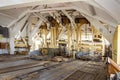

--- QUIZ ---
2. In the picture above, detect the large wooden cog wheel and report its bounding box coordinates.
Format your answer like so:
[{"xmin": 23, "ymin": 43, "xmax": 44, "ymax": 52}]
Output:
[{"xmin": 41, "ymin": 48, "xmax": 48, "ymax": 56}]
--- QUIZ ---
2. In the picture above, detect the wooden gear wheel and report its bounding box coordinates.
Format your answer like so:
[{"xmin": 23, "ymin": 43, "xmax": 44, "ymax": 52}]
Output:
[{"xmin": 41, "ymin": 48, "xmax": 48, "ymax": 56}]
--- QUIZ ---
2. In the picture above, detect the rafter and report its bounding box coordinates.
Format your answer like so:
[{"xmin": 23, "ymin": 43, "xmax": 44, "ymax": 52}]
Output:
[
  {"xmin": 11, "ymin": 14, "xmax": 30, "ymax": 37},
  {"xmin": 7, "ymin": 6, "xmax": 37, "ymax": 28},
  {"xmin": 37, "ymin": 13, "xmax": 49, "ymax": 23},
  {"xmin": 9, "ymin": 14, "xmax": 30, "ymax": 54},
  {"xmin": 58, "ymin": 27, "xmax": 66, "ymax": 40},
  {"xmin": 82, "ymin": 14, "xmax": 113, "ymax": 43},
  {"xmin": 7, "ymin": 10, "xmax": 29, "ymax": 28},
  {"xmin": 72, "ymin": 2, "xmax": 118, "ymax": 27},
  {"xmin": 62, "ymin": 10, "xmax": 76, "ymax": 29},
  {"xmin": 29, "ymin": 7, "xmax": 73, "ymax": 13},
  {"xmin": 30, "ymin": 19, "xmax": 43, "ymax": 39},
  {"xmin": 49, "ymin": 12, "xmax": 63, "ymax": 28},
  {"xmin": 0, "ymin": 12, "xmax": 14, "ymax": 19},
  {"xmin": 95, "ymin": 0, "xmax": 120, "ymax": 22},
  {"xmin": 0, "ymin": 0, "xmax": 87, "ymax": 10}
]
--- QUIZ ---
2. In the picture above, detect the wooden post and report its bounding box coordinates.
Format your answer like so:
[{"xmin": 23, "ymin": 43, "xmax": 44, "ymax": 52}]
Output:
[
  {"xmin": 53, "ymin": 27, "xmax": 57, "ymax": 48},
  {"xmin": 102, "ymin": 35, "xmax": 105, "ymax": 61},
  {"xmin": 79, "ymin": 24, "xmax": 83, "ymax": 51},
  {"xmin": 102, "ymin": 36, "xmax": 105, "ymax": 54},
  {"xmin": 112, "ymin": 25, "xmax": 120, "ymax": 64},
  {"xmin": 50, "ymin": 27, "xmax": 54, "ymax": 48},
  {"xmin": 9, "ymin": 28, "xmax": 15, "ymax": 54},
  {"xmin": 112, "ymin": 27, "xmax": 117, "ymax": 63},
  {"xmin": 76, "ymin": 23, "xmax": 84, "ymax": 52},
  {"xmin": 72, "ymin": 27, "xmax": 76, "ymax": 59},
  {"xmin": 117, "ymin": 25, "xmax": 120, "ymax": 64},
  {"xmin": 76, "ymin": 24, "xmax": 79, "ymax": 52},
  {"xmin": 50, "ymin": 27, "xmax": 57, "ymax": 48},
  {"xmin": 67, "ymin": 24, "xmax": 71, "ymax": 56},
  {"xmin": 91, "ymin": 26, "xmax": 94, "ymax": 52},
  {"xmin": 9, "ymin": 37, "xmax": 15, "ymax": 54},
  {"xmin": 43, "ymin": 27, "xmax": 47, "ymax": 48}
]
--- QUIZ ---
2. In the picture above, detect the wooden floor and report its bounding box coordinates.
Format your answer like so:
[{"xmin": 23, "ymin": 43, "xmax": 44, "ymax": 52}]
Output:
[
  {"xmin": 37, "ymin": 60, "xmax": 107, "ymax": 80},
  {"xmin": 0, "ymin": 55, "xmax": 28, "ymax": 62},
  {"xmin": 0, "ymin": 60, "xmax": 107, "ymax": 80}
]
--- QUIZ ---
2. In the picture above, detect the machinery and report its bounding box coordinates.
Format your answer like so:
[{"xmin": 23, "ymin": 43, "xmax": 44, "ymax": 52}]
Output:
[{"xmin": 75, "ymin": 51, "xmax": 102, "ymax": 61}]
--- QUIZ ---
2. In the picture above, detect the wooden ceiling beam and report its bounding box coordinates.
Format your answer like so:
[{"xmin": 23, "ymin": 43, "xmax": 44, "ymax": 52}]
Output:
[
  {"xmin": 83, "ymin": 14, "xmax": 113, "ymax": 43},
  {"xmin": 0, "ymin": 0, "xmax": 87, "ymax": 10},
  {"xmin": 95, "ymin": 0, "xmax": 120, "ymax": 22}
]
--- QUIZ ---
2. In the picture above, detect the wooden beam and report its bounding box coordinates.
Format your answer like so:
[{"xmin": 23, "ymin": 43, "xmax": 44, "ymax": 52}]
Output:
[
  {"xmin": 82, "ymin": 14, "xmax": 113, "ymax": 43},
  {"xmin": 9, "ymin": 30, "xmax": 15, "ymax": 54},
  {"xmin": 7, "ymin": 11, "xmax": 29, "ymax": 28},
  {"xmin": 20, "ymin": 22, "xmax": 29, "ymax": 47},
  {"xmin": 79, "ymin": 24, "xmax": 82, "ymax": 49},
  {"xmin": 107, "ymin": 57, "xmax": 120, "ymax": 75},
  {"xmin": 30, "ymin": 19, "xmax": 43, "ymax": 39},
  {"xmin": 43, "ymin": 28, "xmax": 47, "ymax": 48},
  {"xmin": 53, "ymin": 27, "xmax": 57, "ymax": 48},
  {"xmin": 102, "ymin": 35, "xmax": 105, "ymax": 60},
  {"xmin": 58, "ymin": 27, "xmax": 66, "ymax": 40},
  {"xmin": 67, "ymin": 24, "xmax": 71, "ymax": 55},
  {"xmin": 117, "ymin": 25, "xmax": 120, "ymax": 64},
  {"xmin": 29, "ymin": 7, "xmax": 73, "ymax": 13},
  {"xmin": 49, "ymin": 12, "xmax": 63, "ymax": 28},
  {"xmin": 91, "ymin": 26, "xmax": 94, "ymax": 52},
  {"xmin": 73, "ymin": 3, "xmax": 118, "ymax": 27},
  {"xmin": 50, "ymin": 27, "xmax": 54, "ymax": 48},
  {"xmin": 0, "ymin": 0, "xmax": 86, "ymax": 10},
  {"xmin": 0, "ymin": 12, "xmax": 14, "ymax": 19},
  {"xmin": 95, "ymin": 0, "xmax": 120, "ymax": 22},
  {"xmin": 9, "ymin": 15, "xmax": 30, "ymax": 54},
  {"xmin": 112, "ymin": 25, "xmax": 120, "ymax": 64},
  {"xmin": 33, "ymin": 13, "xmax": 49, "ymax": 23},
  {"xmin": 7, "ymin": 6, "xmax": 37, "ymax": 28},
  {"xmin": 76, "ymin": 24, "xmax": 79, "ymax": 51},
  {"xmin": 11, "ymin": 15, "xmax": 30, "ymax": 37},
  {"xmin": 50, "ymin": 27, "xmax": 57, "ymax": 48},
  {"xmin": 62, "ymin": 10, "xmax": 76, "ymax": 29},
  {"xmin": 76, "ymin": 23, "xmax": 84, "ymax": 51},
  {"xmin": 28, "ymin": 19, "xmax": 43, "ymax": 47}
]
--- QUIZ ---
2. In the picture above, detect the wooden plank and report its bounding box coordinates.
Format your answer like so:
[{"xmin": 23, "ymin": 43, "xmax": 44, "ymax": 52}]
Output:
[
  {"xmin": 0, "ymin": 60, "xmax": 106, "ymax": 80},
  {"xmin": 38, "ymin": 60, "xmax": 106, "ymax": 80},
  {"xmin": 0, "ymin": 60, "xmax": 38, "ymax": 69}
]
